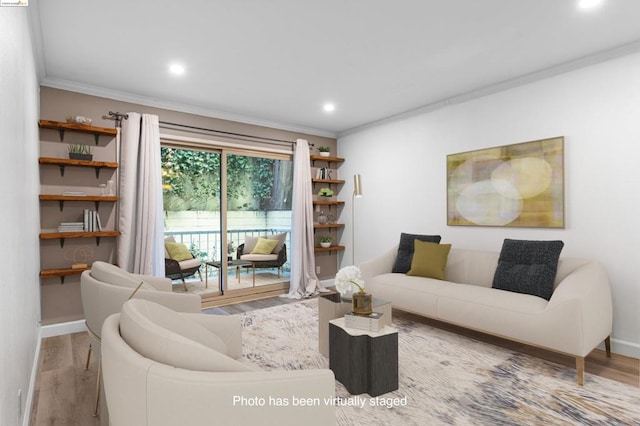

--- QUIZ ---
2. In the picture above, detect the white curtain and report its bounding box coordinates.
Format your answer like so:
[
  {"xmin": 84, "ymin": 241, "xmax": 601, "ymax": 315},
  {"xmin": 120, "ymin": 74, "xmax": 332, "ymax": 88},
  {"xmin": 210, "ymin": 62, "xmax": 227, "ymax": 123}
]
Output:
[
  {"xmin": 117, "ymin": 113, "xmax": 164, "ymax": 276},
  {"xmin": 284, "ymin": 139, "xmax": 327, "ymax": 298}
]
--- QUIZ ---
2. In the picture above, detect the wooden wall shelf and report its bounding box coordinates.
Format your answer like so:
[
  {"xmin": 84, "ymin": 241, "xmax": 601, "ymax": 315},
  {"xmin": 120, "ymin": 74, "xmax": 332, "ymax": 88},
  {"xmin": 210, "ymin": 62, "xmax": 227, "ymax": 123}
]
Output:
[
  {"xmin": 40, "ymin": 194, "xmax": 118, "ymax": 211},
  {"xmin": 38, "ymin": 119, "xmax": 117, "ymax": 144},
  {"xmin": 314, "ymin": 223, "xmax": 345, "ymax": 229},
  {"xmin": 310, "ymin": 155, "xmax": 345, "ymax": 164},
  {"xmin": 313, "ymin": 200, "xmax": 345, "ymax": 206},
  {"xmin": 314, "ymin": 245, "xmax": 346, "ymax": 253},
  {"xmin": 40, "ymin": 230, "xmax": 120, "ymax": 248},
  {"xmin": 312, "ymin": 178, "xmax": 345, "ymax": 185},
  {"xmin": 41, "ymin": 267, "xmax": 90, "ymax": 284},
  {"xmin": 39, "ymin": 157, "xmax": 118, "ymax": 178}
]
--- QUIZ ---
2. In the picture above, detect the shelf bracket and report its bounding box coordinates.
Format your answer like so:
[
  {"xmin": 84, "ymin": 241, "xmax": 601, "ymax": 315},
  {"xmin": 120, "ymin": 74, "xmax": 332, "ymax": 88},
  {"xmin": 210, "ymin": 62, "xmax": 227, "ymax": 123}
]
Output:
[
  {"xmin": 59, "ymin": 238, "xmax": 65, "ymax": 249},
  {"xmin": 59, "ymin": 276, "xmax": 65, "ymax": 285},
  {"xmin": 95, "ymin": 236, "xmax": 101, "ymax": 246},
  {"xmin": 94, "ymin": 167, "xmax": 101, "ymax": 179},
  {"xmin": 58, "ymin": 200, "xmax": 64, "ymax": 211},
  {"xmin": 94, "ymin": 201, "xmax": 100, "ymax": 210},
  {"xmin": 58, "ymin": 129, "xmax": 66, "ymax": 142},
  {"xmin": 93, "ymin": 133, "xmax": 100, "ymax": 145},
  {"xmin": 58, "ymin": 165, "xmax": 66, "ymax": 177}
]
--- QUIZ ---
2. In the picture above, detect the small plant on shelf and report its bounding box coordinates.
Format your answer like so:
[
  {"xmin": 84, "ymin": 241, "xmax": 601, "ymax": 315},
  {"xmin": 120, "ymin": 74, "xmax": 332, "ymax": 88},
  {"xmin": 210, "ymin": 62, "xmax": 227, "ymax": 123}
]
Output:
[
  {"xmin": 317, "ymin": 187, "xmax": 334, "ymax": 198},
  {"xmin": 318, "ymin": 146, "xmax": 331, "ymax": 157},
  {"xmin": 319, "ymin": 235, "xmax": 333, "ymax": 248},
  {"xmin": 68, "ymin": 144, "xmax": 93, "ymax": 161}
]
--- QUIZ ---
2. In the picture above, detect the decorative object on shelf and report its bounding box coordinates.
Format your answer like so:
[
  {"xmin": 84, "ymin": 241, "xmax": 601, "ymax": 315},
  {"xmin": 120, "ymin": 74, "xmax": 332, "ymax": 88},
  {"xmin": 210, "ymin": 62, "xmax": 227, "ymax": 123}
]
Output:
[
  {"xmin": 318, "ymin": 187, "xmax": 334, "ymax": 199},
  {"xmin": 66, "ymin": 115, "xmax": 93, "ymax": 126},
  {"xmin": 64, "ymin": 245, "xmax": 94, "ymax": 271},
  {"xmin": 106, "ymin": 179, "xmax": 115, "ymax": 195},
  {"xmin": 317, "ymin": 211, "xmax": 328, "ymax": 224},
  {"xmin": 334, "ymin": 265, "xmax": 364, "ymax": 301},
  {"xmin": 319, "ymin": 236, "xmax": 333, "ymax": 248},
  {"xmin": 327, "ymin": 214, "xmax": 336, "ymax": 224},
  {"xmin": 68, "ymin": 143, "xmax": 93, "ymax": 161},
  {"xmin": 318, "ymin": 146, "xmax": 331, "ymax": 157}
]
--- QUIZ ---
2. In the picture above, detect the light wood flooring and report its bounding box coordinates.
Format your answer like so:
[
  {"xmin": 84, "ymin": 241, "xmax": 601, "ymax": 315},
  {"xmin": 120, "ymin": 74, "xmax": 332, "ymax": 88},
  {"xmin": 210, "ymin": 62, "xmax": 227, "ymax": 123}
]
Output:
[{"xmin": 30, "ymin": 296, "xmax": 639, "ymax": 425}]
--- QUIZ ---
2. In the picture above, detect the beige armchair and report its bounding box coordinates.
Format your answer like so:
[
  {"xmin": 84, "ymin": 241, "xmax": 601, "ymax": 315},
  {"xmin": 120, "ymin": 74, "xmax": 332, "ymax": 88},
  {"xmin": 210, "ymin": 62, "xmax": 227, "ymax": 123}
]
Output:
[
  {"xmin": 81, "ymin": 262, "xmax": 201, "ymax": 418},
  {"xmin": 102, "ymin": 299, "xmax": 336, "ymax": 426}
]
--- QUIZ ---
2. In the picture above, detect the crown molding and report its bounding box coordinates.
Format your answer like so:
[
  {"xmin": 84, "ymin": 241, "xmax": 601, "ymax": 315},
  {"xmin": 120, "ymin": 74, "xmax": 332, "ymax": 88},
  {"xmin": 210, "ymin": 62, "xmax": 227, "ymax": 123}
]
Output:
[
  {"xmin": 39, "ymin": 77, "xmax": 338, "ymax": 139},
  {"xmin": 338, "ymin": 39, "xmax": 640, "ymax": 139}
]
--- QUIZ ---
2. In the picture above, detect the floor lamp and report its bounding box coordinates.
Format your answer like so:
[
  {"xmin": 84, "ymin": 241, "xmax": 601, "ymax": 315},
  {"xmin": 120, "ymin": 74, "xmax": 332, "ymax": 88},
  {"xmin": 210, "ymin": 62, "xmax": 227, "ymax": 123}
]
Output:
[{"xmin": 352, "ymin": 174, "xmax": 363, "ymax": 265}]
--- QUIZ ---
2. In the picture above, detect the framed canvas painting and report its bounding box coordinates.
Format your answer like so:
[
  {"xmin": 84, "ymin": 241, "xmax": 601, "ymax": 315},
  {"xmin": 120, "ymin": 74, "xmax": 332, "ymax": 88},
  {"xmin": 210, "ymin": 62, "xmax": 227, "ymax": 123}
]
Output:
[{"xmin": 447, "ymin": 137, "xmax": 564, "ymax": 228}]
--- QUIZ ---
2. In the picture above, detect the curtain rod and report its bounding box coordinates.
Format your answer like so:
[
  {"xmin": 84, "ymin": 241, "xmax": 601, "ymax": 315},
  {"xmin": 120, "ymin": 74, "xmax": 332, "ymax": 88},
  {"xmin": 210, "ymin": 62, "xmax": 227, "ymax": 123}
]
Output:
[{"xmin": 158, "ymin": 120, "xmax": 296, "ymax": 146}]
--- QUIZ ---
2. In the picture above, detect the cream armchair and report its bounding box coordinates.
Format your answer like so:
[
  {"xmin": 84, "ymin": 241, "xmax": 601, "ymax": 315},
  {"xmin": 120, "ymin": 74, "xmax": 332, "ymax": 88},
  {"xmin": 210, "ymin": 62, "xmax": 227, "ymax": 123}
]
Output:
[
  {"xmin": 81, "ymin": 261, "xmax": 201, "ymax": 417},
  {"xmin": 102, "ymin": 299, "xmax": 336, "ymax": 426}
]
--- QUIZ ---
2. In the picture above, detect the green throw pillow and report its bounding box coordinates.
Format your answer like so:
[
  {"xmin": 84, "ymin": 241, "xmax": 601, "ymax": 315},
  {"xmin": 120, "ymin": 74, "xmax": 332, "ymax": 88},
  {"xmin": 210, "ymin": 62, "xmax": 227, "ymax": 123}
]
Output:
[
  {"xmin": 165, "ymin": 242, "xmax": 194, "ymax": 261},
  {"xmin": 251, "ymin": 237, "xmax": 279, "ymax": 254},
  {"xmin": 407, "ymin": 240, "xmax": 452, "ymax": 280}
]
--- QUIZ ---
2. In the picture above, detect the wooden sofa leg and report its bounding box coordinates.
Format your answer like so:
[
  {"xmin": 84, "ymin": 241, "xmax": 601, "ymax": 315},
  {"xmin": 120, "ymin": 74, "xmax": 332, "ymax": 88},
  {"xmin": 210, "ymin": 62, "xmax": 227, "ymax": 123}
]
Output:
[
  {"xmin": 605, "ymin": 336, "xmax": 611, "ymax": 357},
  {"xmin": 576, "ymin": 357, "xmax": 585, "ymax": 386}
]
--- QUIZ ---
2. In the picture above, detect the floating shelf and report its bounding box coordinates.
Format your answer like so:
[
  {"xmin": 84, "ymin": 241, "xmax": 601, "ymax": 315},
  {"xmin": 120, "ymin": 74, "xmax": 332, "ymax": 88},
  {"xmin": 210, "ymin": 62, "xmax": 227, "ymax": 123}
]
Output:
[
  {"xmin": 40, "ymin": 194, "xmax": 118, "ymax": 211},
  {"xmin": 39, "ymin": 157, "xmax": 118, "ymax": 178},
  {"xmin": 312, "ymin": 178, "xmax": 345, "ymax": 185},
  {"xmin": 314, "ymin": 245, "xmax": 346, "ymax": 253},
  {"xmin": 310, "ymin": 155, "xmax": 345, "ymax": 164},
  {"xmin": 40, "ymin": 230, "xmax": 120, "ymax": 248},
  {"xmin": 38, "ymin": 119, "xmax": 117, "ymax": 144},
  {"xmin": 314, "ymin": 223, "xmax": 345, "ymax": 229},
  {"xmin": 313, "ymin": 200, "xmax": 345, "ymax": 206},
  {"xmin": 40, "ymin": 267, "xmax": 90, "ymax": 284}
]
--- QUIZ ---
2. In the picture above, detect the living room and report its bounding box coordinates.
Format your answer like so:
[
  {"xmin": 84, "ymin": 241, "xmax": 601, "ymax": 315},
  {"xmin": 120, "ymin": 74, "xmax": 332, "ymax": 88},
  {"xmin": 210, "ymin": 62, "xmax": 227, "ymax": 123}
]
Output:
[{"xmin": 2, "ymin": 1, "xmax": 640, "ymax": 425}]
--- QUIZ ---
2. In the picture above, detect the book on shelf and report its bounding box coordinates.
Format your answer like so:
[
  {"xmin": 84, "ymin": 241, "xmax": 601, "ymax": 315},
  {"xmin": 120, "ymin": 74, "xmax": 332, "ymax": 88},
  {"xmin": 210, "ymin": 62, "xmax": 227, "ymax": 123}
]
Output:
[
  {"xmin": 83, "ymin": 209, "xmax": 102, "ymax": 232},
  {"xmin": 344, "ymin": 312, "xmax": 384, "ymax": 332},
  {"xmin": 58, "ymin": 221, "xmax": 84, "ymax": 232}
]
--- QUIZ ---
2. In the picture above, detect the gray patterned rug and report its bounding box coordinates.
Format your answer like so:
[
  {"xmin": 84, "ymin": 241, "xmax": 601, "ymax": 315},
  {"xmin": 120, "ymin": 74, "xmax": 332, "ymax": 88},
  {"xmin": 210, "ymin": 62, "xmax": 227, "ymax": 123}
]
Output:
[{"xmin": 239, "ymin": 298, "xmax": 640, "ymax": 426}]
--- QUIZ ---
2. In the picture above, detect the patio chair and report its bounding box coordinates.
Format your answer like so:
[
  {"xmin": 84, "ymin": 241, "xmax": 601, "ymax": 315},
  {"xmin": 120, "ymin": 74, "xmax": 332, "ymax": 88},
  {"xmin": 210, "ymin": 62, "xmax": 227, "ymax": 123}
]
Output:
[
  {"xmin": 164, "ymin": 236, "xmax": 203, "ymax": 291},
  {"xmin": 236, "ymin": 233, "xmax": 287, "ymax": 281}
]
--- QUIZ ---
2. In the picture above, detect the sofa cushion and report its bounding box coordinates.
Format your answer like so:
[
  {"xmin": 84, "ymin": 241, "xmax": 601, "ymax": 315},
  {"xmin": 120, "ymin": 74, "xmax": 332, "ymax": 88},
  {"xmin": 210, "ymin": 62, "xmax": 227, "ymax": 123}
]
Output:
[
  {"xmin": 492, "ymin": 239, "xmax": 564, "ymax": 300},
  {"xmin": 244, "ymin": 232, "xmax": 287, "ymax": 254},
  {"xmin": 407, "ymin": 241, "xmax": 452, "ymax": 280},
  {"xmin": 251, "ymin": 237, "xmax": 279, "ymax": 254},
  {"xmin": 392, "ymin": 233, "xmax": 442, "ymax": 273},
  {"xmin": 91, "ymin": 261, "xmax": 154, "ymax": 290},
  {"xmin": 120, "ymin": 299, "xmax": 253, "ymax": 372},
  {"xmin": 165, "ymin": 241, "xmax": 194, "ymax": 261}
]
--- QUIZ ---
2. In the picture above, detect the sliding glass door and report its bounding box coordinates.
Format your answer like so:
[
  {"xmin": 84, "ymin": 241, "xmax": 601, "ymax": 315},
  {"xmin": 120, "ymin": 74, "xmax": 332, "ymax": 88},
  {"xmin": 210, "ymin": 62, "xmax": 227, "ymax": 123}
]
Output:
[{"xmin": 161, "ymin": 144, "xmax": 292, "ymax": 296}]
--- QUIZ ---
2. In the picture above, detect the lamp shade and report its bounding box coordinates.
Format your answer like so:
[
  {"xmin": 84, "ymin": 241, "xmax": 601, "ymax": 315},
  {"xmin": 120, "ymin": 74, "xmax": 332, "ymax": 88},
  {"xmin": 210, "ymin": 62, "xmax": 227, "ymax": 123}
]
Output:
[{"xmin": 354, "ymin": 174, "xmax": 363, "ymax": 197}]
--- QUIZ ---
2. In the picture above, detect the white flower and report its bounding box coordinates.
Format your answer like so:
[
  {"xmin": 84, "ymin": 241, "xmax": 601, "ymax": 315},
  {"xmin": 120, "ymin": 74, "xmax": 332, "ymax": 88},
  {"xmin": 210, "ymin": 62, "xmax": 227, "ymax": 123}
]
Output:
[{"xmin": 334, "ymin": 265, "xmax": 365, "ymax": 295}]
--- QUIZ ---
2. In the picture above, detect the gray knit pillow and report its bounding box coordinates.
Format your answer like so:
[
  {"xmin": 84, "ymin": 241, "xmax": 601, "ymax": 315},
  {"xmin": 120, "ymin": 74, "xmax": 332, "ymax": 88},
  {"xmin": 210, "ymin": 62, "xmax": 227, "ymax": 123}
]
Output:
[
  {"xmin": 492, "ymin": 239, "xmax": 564, "ymax": 301},
  {"xmin": 392, "ymin": 233, "xmax": 442, "ymax": 274}
]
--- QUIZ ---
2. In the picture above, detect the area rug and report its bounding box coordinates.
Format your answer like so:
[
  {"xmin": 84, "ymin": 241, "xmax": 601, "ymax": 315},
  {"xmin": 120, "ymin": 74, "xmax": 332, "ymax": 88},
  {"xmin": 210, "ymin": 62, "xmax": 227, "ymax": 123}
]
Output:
[{"xmin": 238, "ymin": 298, "xmax": 640, "ymax": 426}]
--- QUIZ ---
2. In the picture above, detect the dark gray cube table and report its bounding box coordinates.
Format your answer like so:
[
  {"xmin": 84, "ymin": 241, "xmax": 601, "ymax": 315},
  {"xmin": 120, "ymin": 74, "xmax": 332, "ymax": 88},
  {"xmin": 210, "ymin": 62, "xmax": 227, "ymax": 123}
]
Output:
[{"xmin": 328, "ymin": 318, "xmax": 398, "ymax": 397}]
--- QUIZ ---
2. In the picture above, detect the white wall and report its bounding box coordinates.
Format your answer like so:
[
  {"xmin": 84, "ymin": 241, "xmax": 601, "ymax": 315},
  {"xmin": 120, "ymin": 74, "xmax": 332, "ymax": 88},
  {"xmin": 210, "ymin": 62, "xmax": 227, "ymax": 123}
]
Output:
[
  {"xmin": 0, "ymin": 7, "xmax": 42, "ymax": 426},
  {"xmin": 338, "ymin": 52, "xmax": 640, "ymax": 357}
]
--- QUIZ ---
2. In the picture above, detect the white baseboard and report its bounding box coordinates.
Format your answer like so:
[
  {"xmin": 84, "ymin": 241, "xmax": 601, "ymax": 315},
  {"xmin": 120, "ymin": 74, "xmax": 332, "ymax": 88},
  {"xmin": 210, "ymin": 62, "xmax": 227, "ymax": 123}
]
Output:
[
  {"xmin": 608, "ymin": 337, "xmax": 640, "ymax": 359},
  {"xmin": 41, "ymin": 319, "xmax": 86, "ymax": 338},
  {"xmin": 23, "ymin": 330, "xmax": 41, "ymax": 426}
]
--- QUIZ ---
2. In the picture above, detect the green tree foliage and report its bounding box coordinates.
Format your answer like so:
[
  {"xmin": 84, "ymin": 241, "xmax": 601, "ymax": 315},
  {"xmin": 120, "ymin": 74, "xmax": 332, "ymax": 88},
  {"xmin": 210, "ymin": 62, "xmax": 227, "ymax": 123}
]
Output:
[{"xmin": 161, "ymin": 147, "xmax": 292, "ymax": 211}]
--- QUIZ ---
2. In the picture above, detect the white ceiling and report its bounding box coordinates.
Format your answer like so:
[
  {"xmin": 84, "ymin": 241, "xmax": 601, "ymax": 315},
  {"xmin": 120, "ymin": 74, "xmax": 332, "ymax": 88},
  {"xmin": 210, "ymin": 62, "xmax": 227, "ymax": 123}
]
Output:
[{"xmin": 30, "ymin": 0, "xmax": 640, "ymax": 137}]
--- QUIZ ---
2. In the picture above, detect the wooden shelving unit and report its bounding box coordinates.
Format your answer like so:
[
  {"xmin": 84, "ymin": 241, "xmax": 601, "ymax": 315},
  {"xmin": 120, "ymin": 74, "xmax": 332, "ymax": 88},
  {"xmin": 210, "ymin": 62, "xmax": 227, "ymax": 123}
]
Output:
[
  {"xmin": 39, "ymin": 119, "xmax": 119, "ymax": 283},
  {"xmin": 311, "ymin": 154, "xmax": 345, "ymax": 254}
]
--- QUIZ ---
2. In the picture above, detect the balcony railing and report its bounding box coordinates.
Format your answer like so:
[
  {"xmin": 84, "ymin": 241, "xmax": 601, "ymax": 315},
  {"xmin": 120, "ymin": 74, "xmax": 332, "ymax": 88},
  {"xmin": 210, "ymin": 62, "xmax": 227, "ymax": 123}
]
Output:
[{"xmin": 165, "ymin": 228, "xmax": 291, "ymax": 270}]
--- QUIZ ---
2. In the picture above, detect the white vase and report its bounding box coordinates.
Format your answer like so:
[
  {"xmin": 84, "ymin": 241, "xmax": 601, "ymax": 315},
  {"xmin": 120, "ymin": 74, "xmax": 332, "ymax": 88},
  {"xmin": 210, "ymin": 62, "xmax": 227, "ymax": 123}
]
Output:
[
  {"xmin": 319, "ymin": 152, "xmax": 330, "ymax": 157},
  {"xmin": 320, "ymin": 242, "xmax": 331, "ymax": 248}
]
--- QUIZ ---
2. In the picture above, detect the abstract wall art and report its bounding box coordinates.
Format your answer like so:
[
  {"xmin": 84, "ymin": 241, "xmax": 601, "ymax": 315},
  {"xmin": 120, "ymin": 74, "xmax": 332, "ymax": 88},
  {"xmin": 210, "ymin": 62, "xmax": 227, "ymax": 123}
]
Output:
[{"xmin": 447, "ymin": 137, "xmax": 564, "ymax": 228}]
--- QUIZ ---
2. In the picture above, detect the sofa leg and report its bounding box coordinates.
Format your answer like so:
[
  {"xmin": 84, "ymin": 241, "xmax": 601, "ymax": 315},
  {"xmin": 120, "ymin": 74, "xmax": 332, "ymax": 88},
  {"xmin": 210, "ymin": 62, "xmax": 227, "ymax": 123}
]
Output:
[
  {"xmin": 605, "ymin": 336, "xmax": 611, "ymax": 357},
  {"xmin": 576, "ymin": 357, "xmax": 585, "ymax": 386}
]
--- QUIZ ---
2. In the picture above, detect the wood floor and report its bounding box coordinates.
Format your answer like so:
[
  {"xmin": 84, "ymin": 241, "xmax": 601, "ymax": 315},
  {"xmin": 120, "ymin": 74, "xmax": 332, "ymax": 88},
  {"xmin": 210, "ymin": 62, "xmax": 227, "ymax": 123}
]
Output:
[{"xmin": 30, "ymin": 296, "xmax": 639, "ymax": 425}]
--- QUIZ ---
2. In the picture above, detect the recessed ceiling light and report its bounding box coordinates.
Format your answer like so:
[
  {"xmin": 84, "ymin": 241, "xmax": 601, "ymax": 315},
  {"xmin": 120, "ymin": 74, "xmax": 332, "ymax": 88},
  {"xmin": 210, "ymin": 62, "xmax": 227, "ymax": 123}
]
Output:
[
  {"xmin": 323, "ymin": 103, "xmax": 336, "ymax": 113},
  {"xmin": 578, "ymin": 0, "xmax": 603, "ymax": 9},
  {"xmin": 169, "ymin": 63, "xmax": 185, "ymax": 75}
]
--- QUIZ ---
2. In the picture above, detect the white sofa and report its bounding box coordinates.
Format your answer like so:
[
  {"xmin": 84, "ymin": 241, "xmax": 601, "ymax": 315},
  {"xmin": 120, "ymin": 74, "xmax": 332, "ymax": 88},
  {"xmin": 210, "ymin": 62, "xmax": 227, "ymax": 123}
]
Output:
[
  {"xmin": 360, "ymin": 245, "xmax": 613, "ymax": 385},
  {"xmin": 102, "ymin": 299, "xmax": 336, "ymax": 426}
]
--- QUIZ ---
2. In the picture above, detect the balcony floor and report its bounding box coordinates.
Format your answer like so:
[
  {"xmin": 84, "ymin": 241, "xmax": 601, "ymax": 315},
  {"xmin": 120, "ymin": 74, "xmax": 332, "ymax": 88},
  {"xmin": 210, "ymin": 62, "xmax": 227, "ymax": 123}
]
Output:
[{"xmin": 171, "ymin": 269, "xmax": 291, "ymax": 295}]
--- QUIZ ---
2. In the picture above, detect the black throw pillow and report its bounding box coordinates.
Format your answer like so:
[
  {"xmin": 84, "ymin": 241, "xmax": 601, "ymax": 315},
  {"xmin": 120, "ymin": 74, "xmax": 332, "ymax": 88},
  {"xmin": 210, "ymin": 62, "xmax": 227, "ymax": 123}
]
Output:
[
  {"xmin": 392, "ymin": 233, "xmax": 442, "ymax": 273},
  {"xmin": 492, "ymin": 239, "xmax": 564, "ymax": 301}
]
